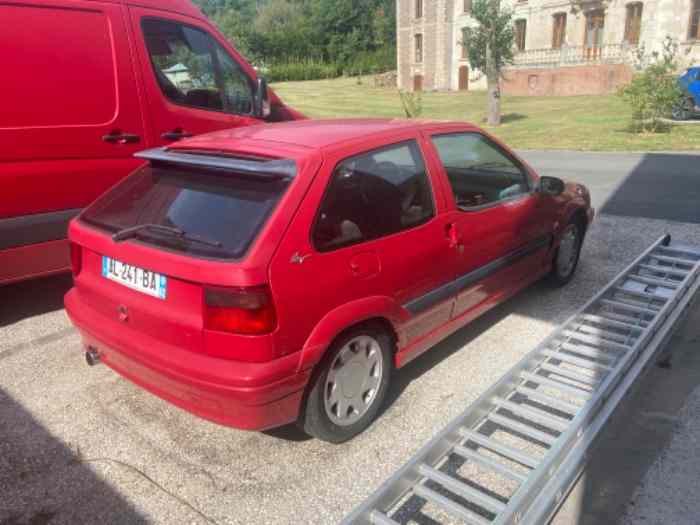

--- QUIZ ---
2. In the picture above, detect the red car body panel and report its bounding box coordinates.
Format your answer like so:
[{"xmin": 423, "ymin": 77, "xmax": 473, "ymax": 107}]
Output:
[
  {"xmin": 65, "ymin": 119, "xmax": 594, "ymax": 431},
  {"xmin": 1, "ymin": 0, "xmax": 302, "ymax": 285}
]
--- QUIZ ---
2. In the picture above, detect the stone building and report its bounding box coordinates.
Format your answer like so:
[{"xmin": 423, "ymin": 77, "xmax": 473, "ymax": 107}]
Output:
[{"xmin": 397, "ymin": 0, "xmax": 700, "ymax": 95}]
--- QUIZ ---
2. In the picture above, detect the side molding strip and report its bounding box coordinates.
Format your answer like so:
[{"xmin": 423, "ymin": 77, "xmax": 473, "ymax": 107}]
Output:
[
  {"xmin": 404, "ymin": 235, "xmax": 551, "ymax": 315},
  {"xmin": 0, "ymin": 209, "xmax": 81, "ymax": 250}
]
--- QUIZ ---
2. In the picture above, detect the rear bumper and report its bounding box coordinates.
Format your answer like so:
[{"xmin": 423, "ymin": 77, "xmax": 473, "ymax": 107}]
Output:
[{"xmin": 65, "ymin": 288, "xmax": 309, "ymax": 431}]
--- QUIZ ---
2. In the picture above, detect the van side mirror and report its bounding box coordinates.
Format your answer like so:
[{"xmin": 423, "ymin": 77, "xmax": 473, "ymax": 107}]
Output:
[
  {"xmin": 538, "ymin": 176, "xmax": 565, "ymax": 196},
  {"xmin": 254, "ymin": 77, "xmax": 271, "ymax": 119}
]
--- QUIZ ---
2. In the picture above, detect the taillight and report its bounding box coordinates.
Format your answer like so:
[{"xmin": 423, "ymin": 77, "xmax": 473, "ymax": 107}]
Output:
[
  {"xmin": 204, "ymin": 285, "xmax": 276, "ymax": 335},
  {"xmin": 70, "ymin": 242, "xmax": 82, "ymax": 276}
]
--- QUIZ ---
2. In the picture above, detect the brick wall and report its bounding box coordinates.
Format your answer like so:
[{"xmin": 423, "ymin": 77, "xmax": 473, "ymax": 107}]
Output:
[{"xmin": 501, "ymin": 64, "xmax": 635, "ymax": 96}]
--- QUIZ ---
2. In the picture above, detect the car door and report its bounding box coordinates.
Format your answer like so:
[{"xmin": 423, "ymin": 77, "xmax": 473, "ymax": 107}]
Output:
[
  {"xmin": 269, "ymin": 136, "xmax": 456, "ymax": 359},
  {"xmin": 128, "ymin": 8, "xmax": 262, "ymax": 146},
  {"xmin": 427, "ymin": 130, "xmax": 552, "ymax": 319},
  {"xmin": 0, "ymin": 0, "xmax": 146, "ymax": 282}
]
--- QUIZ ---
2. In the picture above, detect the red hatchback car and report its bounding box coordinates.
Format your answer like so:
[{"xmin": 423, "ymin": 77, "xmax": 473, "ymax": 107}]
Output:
[{"xmin": 65, "ymin": 119, "xmax": 594, "ymax": 442}]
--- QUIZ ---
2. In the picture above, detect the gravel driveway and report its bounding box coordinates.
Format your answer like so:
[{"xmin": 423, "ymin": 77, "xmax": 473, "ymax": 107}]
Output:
[{"xmin": 2, "ymin": 151, "xmax": 700, "ymax": 525}]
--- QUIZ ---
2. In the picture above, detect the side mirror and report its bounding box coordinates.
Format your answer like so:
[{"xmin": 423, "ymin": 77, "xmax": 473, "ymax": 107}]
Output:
[
  {"xmin": 538, "ymin": 176, "xmax": 565, "ymax": 196},
  {"xmin": 254, "ymin": 77, "xmax": 271, "ymax": 119}
]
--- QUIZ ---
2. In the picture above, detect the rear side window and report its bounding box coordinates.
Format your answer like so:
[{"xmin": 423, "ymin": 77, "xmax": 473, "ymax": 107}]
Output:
[
  {"xmin": 0, "ymin": 5, "xmax": 115, "ymax": 127},
  {"xmin": 432, "ymin": 133, "xmax": 529, "ymax": 209},
  {"xmin": 141, "ymin": 18, "xmax": 254, "ymax": 115},
  {"xmin": 82, "ymin": 165, "xmax": 289, "ymax": 259},
  {"xmin": 313, "ymin": 141, "xmax": 434, "ymax": 252}
]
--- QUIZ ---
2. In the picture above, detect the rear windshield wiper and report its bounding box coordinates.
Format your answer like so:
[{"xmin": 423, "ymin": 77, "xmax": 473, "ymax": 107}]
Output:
[{"xmin": 112, "ymin": 223, "xmax": 222, "ymax": 248}]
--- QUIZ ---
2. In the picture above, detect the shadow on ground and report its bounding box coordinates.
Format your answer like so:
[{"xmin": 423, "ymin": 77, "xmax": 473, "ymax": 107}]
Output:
[
  {"xmin": 0, "ymin": 274, "xmax": 72, "ymax": 328},
  {"xmin": 552, "ymin": 299, "xmax": 700, "ymax": 525},
  {"xmin": 0, "ymin": 387, "xmax": 147, "ymax": 524},
  {"xmin": 601, "ymin": 153, "xmax": 700, "ymax": 224},
  {"xmin": 500, "ymin": 113, "xmax": 527, "ymax": 124}
]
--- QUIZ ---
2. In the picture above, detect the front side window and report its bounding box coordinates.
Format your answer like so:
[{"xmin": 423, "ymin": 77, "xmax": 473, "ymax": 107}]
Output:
[
  {"xmin": 432, "ymin": 133, "xmax": 529, "ymax": 209},
  {"xmin": 142, "ymin": 18, "xmax": 254, "ymax": 115},
  {"xmin": 313, "ymin": 141, "xmax": 435, "ymax": 252},
  {"xmin": 416, "ymin": 0, "xmax": 423, "ymax": 18}
]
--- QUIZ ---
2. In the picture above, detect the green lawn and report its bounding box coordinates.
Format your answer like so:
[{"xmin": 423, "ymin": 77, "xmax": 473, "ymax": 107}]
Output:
[{"xmin": 272, "ymin": 77, "xmax": 700, "ymax": 151}]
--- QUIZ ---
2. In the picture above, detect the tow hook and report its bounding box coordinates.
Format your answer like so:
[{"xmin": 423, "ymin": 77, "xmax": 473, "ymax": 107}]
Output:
[{"xmin": 85, "ymin": 347, "xmax": 101, "ymax": 366}]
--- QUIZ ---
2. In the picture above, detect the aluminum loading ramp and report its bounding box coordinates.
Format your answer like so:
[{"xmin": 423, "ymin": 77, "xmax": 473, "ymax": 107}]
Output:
[{"xmin": 342, "ymin": 234, "xmax": 700, "ymax": 525}]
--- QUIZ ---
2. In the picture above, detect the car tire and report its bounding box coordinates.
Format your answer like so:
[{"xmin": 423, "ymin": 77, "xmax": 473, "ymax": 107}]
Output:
[
  {"xmin": 547, "ymin": 219, "xmax": 584, "ymax": 287},
  {"xmin": 672, "ymin": 98, "xmax": 693, "ymax": 121},
  {"xmin": 299, "ymin": 324, "xmax": 393, "ymax": 443}
]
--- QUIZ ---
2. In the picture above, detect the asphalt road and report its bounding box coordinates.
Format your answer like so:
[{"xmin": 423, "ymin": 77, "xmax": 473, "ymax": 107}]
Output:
[
  {"xmin": 2, "ymin": 151, "xmax": 700, "ymax": 525},
  {"xmin": 520, "ymin": 150, "xmax": 700, "ymax": 223}
]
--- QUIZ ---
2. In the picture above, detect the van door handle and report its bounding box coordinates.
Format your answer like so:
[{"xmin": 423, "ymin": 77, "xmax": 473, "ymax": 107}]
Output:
[
  {"xmin": 161, "ymin": 129, "xmax": 194, "ymax": 141},
  {"xmin": 102, "ymin": 131, "xmax": 140, "ymax": 144}
]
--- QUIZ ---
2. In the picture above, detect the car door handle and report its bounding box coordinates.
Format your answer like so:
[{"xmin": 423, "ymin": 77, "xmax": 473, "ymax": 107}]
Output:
[
  {"xmin": 102, "ymin": 131, "xmax": 140, "ymax": 144},
  {"xmin": 445, "ymin": 223, "xmax": 460, "ymax": 249},
  {"xmin": 161, "ymin": 129, "xmax": 194, "ymax": 141}
]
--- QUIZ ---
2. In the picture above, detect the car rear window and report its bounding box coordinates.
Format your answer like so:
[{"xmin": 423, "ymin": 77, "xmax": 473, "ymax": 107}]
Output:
[{"xmin": 81, "ymin": 165, "xmax": 289, "ymax": 259}]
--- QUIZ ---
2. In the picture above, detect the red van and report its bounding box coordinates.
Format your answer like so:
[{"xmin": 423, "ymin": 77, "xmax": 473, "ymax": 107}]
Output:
[
  {"xmin": 65, "ymin": 119, "xmax": 594, "ymax": 442},
  {"xmin": 0, "ymin": 0, "xmax": 301, "ymax": 285}
]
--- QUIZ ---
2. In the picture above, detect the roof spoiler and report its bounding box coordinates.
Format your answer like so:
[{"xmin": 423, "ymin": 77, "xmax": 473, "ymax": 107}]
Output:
[{"xmin": 135, "ymin": 147, "xmax": 296, "ymax": 180}]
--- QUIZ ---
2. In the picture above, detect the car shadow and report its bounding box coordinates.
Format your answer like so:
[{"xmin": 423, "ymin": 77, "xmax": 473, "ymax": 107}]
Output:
[
  {"xmin": 380, "ymin": 284, "xmax": 536, "ymax": 421},
  {"xmin": 0, "ymin": 387, "xmax": 148, "ymax": 524},
  {"xmin": 601, "ymin": 152, "xmax": 700, "ymax": 224},
  {"xmin": 0, "ymin": 273, "xmax": 73, "ymax": 328}
]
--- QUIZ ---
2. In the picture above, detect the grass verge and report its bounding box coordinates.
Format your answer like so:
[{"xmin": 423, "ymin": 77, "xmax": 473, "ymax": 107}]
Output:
[{"xmin": 272, "ymin": 77, "xmax": 700, "ymax": 151}]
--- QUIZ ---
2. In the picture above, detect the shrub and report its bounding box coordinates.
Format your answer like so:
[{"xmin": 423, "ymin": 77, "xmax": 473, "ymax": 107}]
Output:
[
  {"xmin": 399, "ymin": 90, "xmax": 422, "ymax": 118},
  {"xmin": 266, "ymin": 59, "xmax": 343, "ymax": 82},
  {"xmin": 344, "ymin": 46, "xmax": 396, "ymax": 77},
  {"xmin": 619, "ymin": 36, "xmax": 682, "ymax": 133}
]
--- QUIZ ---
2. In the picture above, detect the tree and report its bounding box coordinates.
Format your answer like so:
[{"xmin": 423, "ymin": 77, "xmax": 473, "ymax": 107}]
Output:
[
  {"xmin": 462, "ymin": 0, "xmax": 515, "ymax": 126},
  {"xmin": 194, "ymin": 0, "xmax": 397, "ymax": 74}
]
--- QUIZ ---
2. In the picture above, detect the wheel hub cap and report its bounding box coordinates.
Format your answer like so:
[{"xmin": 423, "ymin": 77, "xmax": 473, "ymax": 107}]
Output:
[{"xmin": 324, "ymin": 335, "xmax": 383, "ymax": 426}]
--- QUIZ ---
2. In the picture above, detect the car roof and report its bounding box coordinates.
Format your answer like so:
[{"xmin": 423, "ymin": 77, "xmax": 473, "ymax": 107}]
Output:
[{"xmin": 171, "ymin": 119, "xmax": 479, "ymax": 154}]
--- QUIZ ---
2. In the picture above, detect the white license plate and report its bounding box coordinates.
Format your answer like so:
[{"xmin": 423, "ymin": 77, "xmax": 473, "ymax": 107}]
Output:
[{"xmin": 101, "ymin": 256, "xmax": 167, "ymax": 299}]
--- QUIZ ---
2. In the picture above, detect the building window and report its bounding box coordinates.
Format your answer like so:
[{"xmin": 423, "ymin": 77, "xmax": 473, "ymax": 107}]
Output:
[
  {"xmin": 514, "ymin": 19, "xmax": 527, "ymax": 51},
  {"xmin": 461, "ymin": 27, "xmax": 469, "ymax": 59},
  {"xmin": 624, "ymin": 3, "xmax": 643, "ymax": 44},
  {"xmin": 415, "ymin": 0, "xmax": 423, "ymax": 18},
  {"xmin": 415, "ymin": 34, "xmax": 423, "ymax": 63},
  {"xmin": 463, "ymin": 0, "xmax": 472, "ymax": 12},
  {"xmin": 552, "ymin": 13, "xmax": 567, "ymax": 49},
  {"xmin": 691, "ymin": 0, "xmax": 700, "ymax": 39},
  {"xmin": 584, "ymin": 10, "xmax": 605, "ymax": 59}
]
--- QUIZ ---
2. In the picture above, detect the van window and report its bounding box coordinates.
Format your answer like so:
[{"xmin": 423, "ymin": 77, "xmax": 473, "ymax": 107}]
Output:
[
  {"xmin": 0, "ymin": 5, "xmax": 115, "ymax": 127},
  {"xmin": 141, "ymin": 18, "xmax": 254, "ymax": 115},
  {"xmin": 82, "ymin": 165, "xmax": 289, "ymax": 259},
  {"xmin": 313, "ymin": 141, "xmax": 434, "ymax": 252},
  {"xmin": 431, "ymin": 133, "xmax": 529, "ymax": 209}
]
